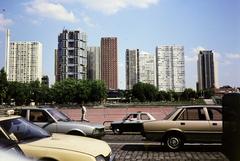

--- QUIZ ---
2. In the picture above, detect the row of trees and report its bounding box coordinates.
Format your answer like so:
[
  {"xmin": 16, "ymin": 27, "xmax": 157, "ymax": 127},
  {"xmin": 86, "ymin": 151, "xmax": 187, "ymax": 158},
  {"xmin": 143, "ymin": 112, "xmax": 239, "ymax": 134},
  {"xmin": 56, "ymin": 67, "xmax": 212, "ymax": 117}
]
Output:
[
  {"xmin": 131, "ymin": 82, "xmax": 214, "ymax": 102},
  {"xmin": 0, "ymin": 68, "xmax": 215, "ymax": 105},
  {"xmin": 0, "ymin": 68, "xmax": 107, "ymax": 105}
]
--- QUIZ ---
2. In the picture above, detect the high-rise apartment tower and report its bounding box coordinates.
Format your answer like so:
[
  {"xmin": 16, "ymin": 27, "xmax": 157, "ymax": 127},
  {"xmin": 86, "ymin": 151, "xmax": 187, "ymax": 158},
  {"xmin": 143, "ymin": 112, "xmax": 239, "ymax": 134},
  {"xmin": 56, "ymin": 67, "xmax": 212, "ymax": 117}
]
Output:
[
  {"xmin": 156, "ymin": 45, "xmax": 185, "ymax": 92},
  {"xmin": 56, "ymin": 30, "xmax": 87, "ymax": 81},
  {"xmin": 101, "ymin": 37, "xmax": 118, "ymax": 89},
  {"xmin": 139, "ymin": 52, "xmax": 156, "ymax": 86},
  {"xmin": 197, "ymin": 50, "xmax": 218, "ymax": 90},
  {"xmin": 126, "ymin": 49, "xmax": 140, "ymax": 90},
  {"xmin": 87, "ymin": 46, "xmax": 101, "ymax": 80},
  {"xmin": 6, "ymin": 37, "xmax": 42, "ymax": 83}
]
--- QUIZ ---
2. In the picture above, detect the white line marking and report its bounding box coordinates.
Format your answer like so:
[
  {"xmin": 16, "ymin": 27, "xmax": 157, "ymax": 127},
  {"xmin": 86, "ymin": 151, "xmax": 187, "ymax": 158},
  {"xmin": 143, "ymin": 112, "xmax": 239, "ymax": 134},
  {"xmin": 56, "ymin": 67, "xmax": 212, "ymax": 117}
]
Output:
[{"xmin": 108, "ymin": 142, "xmax": 222, "ymax": 146}]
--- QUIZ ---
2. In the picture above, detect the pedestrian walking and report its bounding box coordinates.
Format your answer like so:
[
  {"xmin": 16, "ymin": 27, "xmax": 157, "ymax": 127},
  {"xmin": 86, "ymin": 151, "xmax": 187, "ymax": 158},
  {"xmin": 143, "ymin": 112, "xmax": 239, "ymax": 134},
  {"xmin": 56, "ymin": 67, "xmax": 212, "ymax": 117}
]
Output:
[{"xmin": 81, "ymin": 104, "xmax": 88, "ymax": 122}]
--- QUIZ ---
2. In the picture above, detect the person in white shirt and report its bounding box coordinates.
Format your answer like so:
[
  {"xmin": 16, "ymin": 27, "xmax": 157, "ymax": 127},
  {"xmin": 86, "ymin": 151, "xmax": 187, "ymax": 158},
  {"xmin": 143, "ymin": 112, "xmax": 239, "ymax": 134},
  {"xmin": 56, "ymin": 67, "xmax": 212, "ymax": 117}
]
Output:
[{"xmin": 81, "ymin": 104, "xmax": 88, "ymax": 122}]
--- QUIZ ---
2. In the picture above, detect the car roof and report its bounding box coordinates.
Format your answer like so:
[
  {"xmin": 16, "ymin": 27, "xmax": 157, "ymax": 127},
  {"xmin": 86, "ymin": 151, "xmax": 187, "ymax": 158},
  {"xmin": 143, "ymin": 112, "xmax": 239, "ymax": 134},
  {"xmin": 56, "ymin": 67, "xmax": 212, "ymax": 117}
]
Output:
[
  {"xmin": 15, "ymin": 106, "xmax": 53, "ymax": 110},
  {"xmin": 127, "ymin": 111, "xmax": 149, "ymax": 114},
  {"xmin": 0, "ymin": 115, "xmax": 21, "ymax": 122},
  {"xmin": 177, "ymin": 105, "xmax": 222, "ymax": 109}
]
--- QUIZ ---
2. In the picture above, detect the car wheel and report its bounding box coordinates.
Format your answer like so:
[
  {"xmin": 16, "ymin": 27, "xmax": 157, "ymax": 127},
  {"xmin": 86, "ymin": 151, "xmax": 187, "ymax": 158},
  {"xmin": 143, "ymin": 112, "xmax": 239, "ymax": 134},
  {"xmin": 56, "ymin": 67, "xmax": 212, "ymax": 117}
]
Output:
[
  {"xmin": 164, "ymin": 134, "xmax": 183, "ymax": 151},
  {"xmin": 112, "ymin": 128, "xmax": 122, "ymax": 135}
]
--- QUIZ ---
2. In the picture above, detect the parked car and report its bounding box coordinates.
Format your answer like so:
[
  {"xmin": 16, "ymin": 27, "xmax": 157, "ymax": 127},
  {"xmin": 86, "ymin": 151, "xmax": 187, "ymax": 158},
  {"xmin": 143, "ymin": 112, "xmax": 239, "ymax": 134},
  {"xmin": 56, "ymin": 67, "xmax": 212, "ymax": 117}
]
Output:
[
  {"xmin": 143, "ymin": 105, "xmax": 222, "ymax": 150},
  {"xmin": 0, "ymin": 115, "xmax": 115, "ymax": 161},
  {"xmin": 111, "ymin": 111, "xmax": 155, "ymax": 134},
  {"xmin": 0, "ymin": 126, "xmax": 32, "ymax": 161},
  {"xmin": 0, "ymin": 150, "xmax": 32, "ymax": 161},
  {"xmin": 0, "ymin": 129, "xmax": 24, "ymax": 156},
  {"xmin": 14, "ymin": 106, "xmax": 105, "ymax": 138}
]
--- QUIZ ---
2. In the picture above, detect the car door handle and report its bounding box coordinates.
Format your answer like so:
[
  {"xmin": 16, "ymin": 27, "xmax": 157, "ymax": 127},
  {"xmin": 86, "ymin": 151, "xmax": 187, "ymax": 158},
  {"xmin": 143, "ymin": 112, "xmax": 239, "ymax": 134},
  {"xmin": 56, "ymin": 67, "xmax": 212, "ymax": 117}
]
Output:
[
  {"xmin": 212, "ymin": 123, "xmax": 217, "ymax": 126},
  {"xmin": 180, "ymin": 122, "xmax": 185, "ymax": 125}
]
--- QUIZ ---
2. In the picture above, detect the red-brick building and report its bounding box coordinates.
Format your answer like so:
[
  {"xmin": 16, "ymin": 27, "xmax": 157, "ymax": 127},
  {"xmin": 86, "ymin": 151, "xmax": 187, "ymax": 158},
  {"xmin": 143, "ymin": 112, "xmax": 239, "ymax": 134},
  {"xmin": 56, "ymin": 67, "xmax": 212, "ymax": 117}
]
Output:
[{"xmin": 101, "ymin": 37, "xmax": 118, "ymax": 89}]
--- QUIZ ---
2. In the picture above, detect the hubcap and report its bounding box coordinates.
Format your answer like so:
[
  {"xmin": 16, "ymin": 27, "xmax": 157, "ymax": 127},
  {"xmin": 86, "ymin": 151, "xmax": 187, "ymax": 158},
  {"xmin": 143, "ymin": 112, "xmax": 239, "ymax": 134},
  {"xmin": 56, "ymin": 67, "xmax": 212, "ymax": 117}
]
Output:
[{"xmin": 167, "ymin": 137, "xmax": 180, "ymax": 149}]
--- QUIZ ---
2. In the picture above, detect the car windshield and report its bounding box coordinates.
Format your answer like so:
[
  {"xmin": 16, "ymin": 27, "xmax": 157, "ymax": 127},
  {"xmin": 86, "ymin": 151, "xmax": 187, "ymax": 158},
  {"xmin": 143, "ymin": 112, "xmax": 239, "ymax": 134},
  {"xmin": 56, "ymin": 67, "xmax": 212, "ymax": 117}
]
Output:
[
  {"xmin": 0, "ymin": 118, "xmax": 50, "ymax": 142},
  {"xmin": 47, "ymin": 109, "xmax": 71, "ymax": 122},
  {"xmin": 163, "ymin": 108, "xmax": 178, "ymax": 120}
]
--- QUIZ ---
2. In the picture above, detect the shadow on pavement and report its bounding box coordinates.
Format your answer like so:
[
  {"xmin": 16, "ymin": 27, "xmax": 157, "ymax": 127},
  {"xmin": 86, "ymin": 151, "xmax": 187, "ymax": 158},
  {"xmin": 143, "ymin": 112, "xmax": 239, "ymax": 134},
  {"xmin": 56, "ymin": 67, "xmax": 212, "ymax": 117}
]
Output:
[{"xmin": 121, "ymin": 144, "xmax": 223, "ymax": 152}]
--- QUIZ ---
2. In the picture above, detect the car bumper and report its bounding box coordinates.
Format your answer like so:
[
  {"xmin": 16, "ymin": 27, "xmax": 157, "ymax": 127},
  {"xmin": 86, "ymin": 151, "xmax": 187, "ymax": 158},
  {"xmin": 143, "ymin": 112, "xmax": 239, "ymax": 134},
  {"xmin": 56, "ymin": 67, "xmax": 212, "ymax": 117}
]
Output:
[{"xmin": 109, "ymin": 154, "xmax": 115, "ymax": 161}]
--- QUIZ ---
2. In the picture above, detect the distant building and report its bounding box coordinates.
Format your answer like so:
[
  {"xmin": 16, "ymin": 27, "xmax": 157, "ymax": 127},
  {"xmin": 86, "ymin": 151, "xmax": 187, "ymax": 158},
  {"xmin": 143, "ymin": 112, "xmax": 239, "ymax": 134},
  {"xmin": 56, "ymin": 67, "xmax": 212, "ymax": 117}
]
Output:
[
  {"xmin": 215, "ymin": 86, "xmax": 240, "ymax": 97},
  {"xmin": 87, "ymin": 46, "xmax": 101, "ymax": 80},
  {"xmin": 197, "ymin": 50, "xmax": 218, "ymax": 91},
  {"xmin": 5, "ymin": 30, "xmax": 42, "ymax": 83},
  {"xmin": 156, "ymin": 45, "xmax": 185, "ymax": 92},
  {"xmin": 126, "ymin": 49, "xmax": 140, "ymax": 90},
  {"xmin": 139, "ymin": 52, "xmax": 156, "ymax": 86},
  {"xmin": 56, "ymin": 30, "xmax": 87, "ymax": 81},
  {"xmin": 101, "ymin": 37, "xmax": 118, "ymax": 89},
  {"xmin": 41, "ymin": 75, "xmax": 49, "ymax": 87}
]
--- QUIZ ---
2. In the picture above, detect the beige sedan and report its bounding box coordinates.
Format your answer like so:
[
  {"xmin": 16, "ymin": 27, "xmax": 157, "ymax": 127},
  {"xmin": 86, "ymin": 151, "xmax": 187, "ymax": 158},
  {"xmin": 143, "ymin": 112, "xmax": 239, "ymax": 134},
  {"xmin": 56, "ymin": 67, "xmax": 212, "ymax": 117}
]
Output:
[{"xmin": 143, "ymin": 105, "xmax": 222, "ymax": 150}]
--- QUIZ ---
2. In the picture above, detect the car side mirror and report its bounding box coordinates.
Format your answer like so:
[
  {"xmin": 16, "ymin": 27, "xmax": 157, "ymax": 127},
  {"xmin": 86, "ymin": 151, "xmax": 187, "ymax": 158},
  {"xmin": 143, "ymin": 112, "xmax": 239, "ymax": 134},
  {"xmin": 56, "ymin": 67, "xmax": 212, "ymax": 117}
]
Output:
[
  {"xmin": 48, "ymin": 118, "xmax": 55, "ymax": 123},
  {"xmin": 9, "ymin": 133, "xmax": 18, "ymax": 143}
]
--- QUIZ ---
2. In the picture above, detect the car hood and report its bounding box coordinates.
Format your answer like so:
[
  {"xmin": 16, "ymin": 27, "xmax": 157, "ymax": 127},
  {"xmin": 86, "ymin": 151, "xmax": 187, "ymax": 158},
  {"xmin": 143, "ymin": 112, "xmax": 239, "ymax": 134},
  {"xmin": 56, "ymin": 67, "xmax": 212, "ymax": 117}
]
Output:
[
  {"xmin": 20, "ymin": 133, "xmax": 111, "ymax": 157},
  {"xmin": 60, "ymin": 121, "xmax": 105, "ymax": 129}
]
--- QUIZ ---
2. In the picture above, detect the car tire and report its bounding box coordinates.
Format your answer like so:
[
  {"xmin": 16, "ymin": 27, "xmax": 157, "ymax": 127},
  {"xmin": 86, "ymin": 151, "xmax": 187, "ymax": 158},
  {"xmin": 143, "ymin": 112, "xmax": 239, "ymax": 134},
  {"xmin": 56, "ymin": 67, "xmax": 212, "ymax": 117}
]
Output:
[
  {"xmin": 164, "ymin": 134, "xmax": 183, "ymax": 151},
  {"xmin": 112, "ymin": 128, "xmax": 122, "ymax": 135}
]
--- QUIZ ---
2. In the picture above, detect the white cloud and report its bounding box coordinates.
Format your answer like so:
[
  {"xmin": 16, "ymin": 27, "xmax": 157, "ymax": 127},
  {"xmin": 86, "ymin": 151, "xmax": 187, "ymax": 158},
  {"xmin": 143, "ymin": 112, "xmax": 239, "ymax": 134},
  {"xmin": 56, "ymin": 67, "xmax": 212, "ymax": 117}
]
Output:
[
  {"xmin": 0, "ymin": 14, "xmax": 13, "ymax": 31},
  {"xmin": 25, "ymin": 0, "xmax": 77, "ymax": 23},
  {"xmin": 81, "ymin": 12, "xmax": 96, "ymax": 27},
  {"xmin": 78, "ymin": 0, "xmax": 159, "ymax": 15},
  {"xmin": 226, "ymin": 53, "xmax": 240, "ymax": 60}
]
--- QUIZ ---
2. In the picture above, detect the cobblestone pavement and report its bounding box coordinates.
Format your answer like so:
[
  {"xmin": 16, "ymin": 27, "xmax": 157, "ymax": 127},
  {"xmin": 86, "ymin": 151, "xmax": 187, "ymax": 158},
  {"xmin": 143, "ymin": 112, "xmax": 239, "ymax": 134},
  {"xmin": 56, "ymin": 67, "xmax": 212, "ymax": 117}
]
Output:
[{"xmin": 103, "ymin": 134, "xmax": 229, "ymax": 161}]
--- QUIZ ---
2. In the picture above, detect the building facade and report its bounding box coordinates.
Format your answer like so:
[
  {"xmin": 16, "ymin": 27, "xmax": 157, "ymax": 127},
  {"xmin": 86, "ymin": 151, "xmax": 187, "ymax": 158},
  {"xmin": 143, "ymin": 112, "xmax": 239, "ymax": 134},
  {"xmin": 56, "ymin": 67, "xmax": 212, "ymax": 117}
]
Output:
[
  {"xmin": 126, "ymin": 49, "xmax": 140, "ymax": 90},
  {"xmin": 56, "ymin": 30, "xmax": 87, "ymax": 81},
  {"xmin": 156, "ymin": 45, "xmax": 185, "ymax": 92},
  {"xmin": 6, "ymin": 41, "xmax": 42, "ymax": 83},
  {"xmin": 197, "ymin": 50, "xmax": 218, "ymax": 91},
  {"xmin": 101, "ymin": 37, "xmax": 118, "ymax": 89},
  {"xmin": 139, "ymin": 52, "xmax": 156, "ymax": 86},
  {"xmin": 87, "ymin": 47, "xmax": 101, "ymax": 80}
]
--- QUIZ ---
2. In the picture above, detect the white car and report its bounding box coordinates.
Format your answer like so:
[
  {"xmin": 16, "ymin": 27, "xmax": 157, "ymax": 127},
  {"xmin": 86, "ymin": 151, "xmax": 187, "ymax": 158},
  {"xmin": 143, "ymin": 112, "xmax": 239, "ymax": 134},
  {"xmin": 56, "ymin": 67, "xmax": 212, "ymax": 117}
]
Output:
[{"xmin": 110, "ymin": 111, "xmax": 155, "ymax": 134}]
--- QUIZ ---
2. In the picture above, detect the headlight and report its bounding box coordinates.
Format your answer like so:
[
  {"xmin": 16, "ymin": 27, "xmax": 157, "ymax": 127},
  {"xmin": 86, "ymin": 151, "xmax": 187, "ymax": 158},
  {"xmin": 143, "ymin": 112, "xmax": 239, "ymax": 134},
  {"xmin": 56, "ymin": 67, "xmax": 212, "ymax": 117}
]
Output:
[
  {"xmin": 92, "ymin": 129, "xmax": 100, "ymax": 136},
  {"xmin": 95, "ymin": 155, "xmax": 106, "ymax": 161},
  {"xmin": 92, "ymin": 128, "xmax": 104, "ymax": 135}
]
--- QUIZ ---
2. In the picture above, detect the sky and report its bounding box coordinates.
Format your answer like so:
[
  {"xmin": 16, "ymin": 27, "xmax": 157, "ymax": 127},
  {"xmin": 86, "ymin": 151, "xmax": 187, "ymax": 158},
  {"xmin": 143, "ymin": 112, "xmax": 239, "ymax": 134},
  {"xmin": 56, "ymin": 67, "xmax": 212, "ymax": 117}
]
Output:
[{"xmin": 0, "ymin": 0, "xmax": 239, "ymax": 89}]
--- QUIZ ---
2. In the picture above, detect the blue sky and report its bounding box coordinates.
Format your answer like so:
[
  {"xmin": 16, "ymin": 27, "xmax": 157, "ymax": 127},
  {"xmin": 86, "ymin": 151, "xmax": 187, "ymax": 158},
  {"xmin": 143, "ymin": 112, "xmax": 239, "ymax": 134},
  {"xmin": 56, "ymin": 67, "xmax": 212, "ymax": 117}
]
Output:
[{"xmin": 0, "ymin": 0, "xmax": 239, "ymax": 89}]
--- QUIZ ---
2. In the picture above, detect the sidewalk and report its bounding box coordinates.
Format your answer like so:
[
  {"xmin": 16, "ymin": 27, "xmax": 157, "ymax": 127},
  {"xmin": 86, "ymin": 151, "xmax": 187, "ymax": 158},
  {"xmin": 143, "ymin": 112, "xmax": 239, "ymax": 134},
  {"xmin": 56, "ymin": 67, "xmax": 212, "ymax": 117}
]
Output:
[{"xmin": 61, "ymin": 106, "xmax": 174, "ymax": 124}]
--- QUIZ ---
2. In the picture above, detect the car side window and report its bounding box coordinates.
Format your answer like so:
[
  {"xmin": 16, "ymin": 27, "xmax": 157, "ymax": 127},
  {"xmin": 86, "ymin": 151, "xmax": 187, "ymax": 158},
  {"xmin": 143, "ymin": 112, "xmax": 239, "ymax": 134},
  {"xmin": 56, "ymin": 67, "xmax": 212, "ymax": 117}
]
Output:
[
  {"xmin": 30, "ymin": 110, "xmax": 50, "ymax": 122},
  {"xmin": 14, "ymin": 109, "xmax": 27, "ymax": 118},
  {"xmin": 140, "ymin": 114, "xmax": 150, "ymax": 120},
  {"xmin": 126, "ymin": 114, "xmax": 138, "ymax": 121},
  {"xmin": 178, "ymin": 108, "xmax": 206, "ymax": 121},
  {"xmin": 208, "ymin": 108, "xmax": 222, "ymax": 121}
]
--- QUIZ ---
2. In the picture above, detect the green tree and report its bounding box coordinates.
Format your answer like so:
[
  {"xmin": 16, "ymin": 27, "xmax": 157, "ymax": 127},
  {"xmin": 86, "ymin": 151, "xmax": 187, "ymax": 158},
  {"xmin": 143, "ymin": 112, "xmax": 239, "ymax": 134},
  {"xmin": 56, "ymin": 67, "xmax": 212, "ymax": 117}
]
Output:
[
  {"xmin": 75, "ymin": 80, "xmax": 91, "ymax": 103},
  {"xmin": 51, "ymin": 79, "xmax": 77, "ymax": 104},
  {"xmin": 157, "ymin": 91, "xmax": 166, "ymax": 101},
  {"xmin": 89, "ymin": 80, "xmax": 107, "ymax": 103},
  {"xmin": 181, "ymin": 88, "xmax": 197, "ymax": 101},
  {"xmin": 0, "ymin": 68, "xmax": 8, "ymax": 104},
  {"xmin": 132, "ymin": 82, "xmax": 146, "ymax": 102},
  {"xmin": 144, "ymin": 83, "xmax": 158, "ymax": 102},
  {"xmin": 7, "ymin": 82, "xmax": 29, "ymax": 105},
  {"xmin": 203, "ymin": 89, "xmax": 215, "ymax": 99}
]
